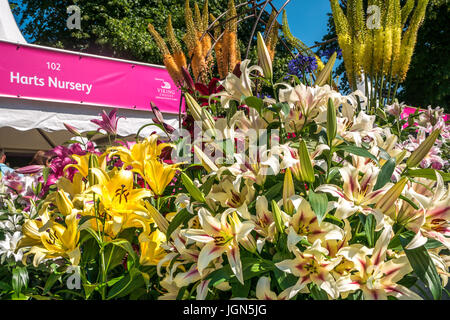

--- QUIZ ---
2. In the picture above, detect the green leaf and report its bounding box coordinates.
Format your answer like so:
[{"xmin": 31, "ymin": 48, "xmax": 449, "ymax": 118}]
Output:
[
  {"xmin": 406, "ymin": 169, "xmax": 450, "ymax": 182},
  {"xmin": 265, "ymin": 181, "xmax": 283, "ymax": 201},
  {"xmin": 12, "ymin": 267, "xmax": 28, "ymax": 296},
  {"xmin": 244, "ymin": 96, "xmax": 264, "ymax": 115},
  {"xmin": 181, "ymin": 172, "xmax": 206, "ymax": 203},
  {"xmin": 364, "ymin": 214, "xmax": 376, "ymax": 247},
  {"xmin": 338, "ymin": 145, "xmax": 379, "ymax": 164},
  {"xmin": 231, "ymin": 278, "xmax": 251, "ymax": 298},
  {"xmin": 310, "ymin": 283, "xmax": 329, "ymax": 300},
  {"xmin": 106, "ymin": 238, "xmax": 138, "ymax": 265},
  {"xmin": 374, "ymin": 157, "xmax": 396, "ymax": 190},
  {"xmin": 166, "ymin": 208, "xmax": 191, "ymax": 240},
  {"xmin": 107, "ymin": 268, "xmax": 144, "ymax": 300},
  {"xmin": 43, "ymin": 272, "xmax": 61, "ymax": 295},
  {"xmin": 400, "ymin": 236, "xmax": 442, "ymax": 300},
  {"xmin": 309, "ymin": 190, "xmax": 328, "ymax": 224}
]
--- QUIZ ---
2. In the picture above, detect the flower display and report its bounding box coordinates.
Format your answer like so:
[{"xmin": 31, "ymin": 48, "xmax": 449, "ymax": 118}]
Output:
[{"xmin": 0, "ymin": 0, "xmax": 448, "ymax": 302}]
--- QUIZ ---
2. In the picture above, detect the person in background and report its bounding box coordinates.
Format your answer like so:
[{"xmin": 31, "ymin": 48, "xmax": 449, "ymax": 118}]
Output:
[
  {"xmin": 0, "ymin": 148, "xmax": 14, "ymax": 176},
  {"xmin": 29, "ymin": 150, "xmax": 54, "ymax": 167}
]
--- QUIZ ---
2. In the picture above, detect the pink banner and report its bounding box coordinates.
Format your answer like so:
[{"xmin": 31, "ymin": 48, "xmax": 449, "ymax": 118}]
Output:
[{"xmin": 0, "ymin": 40, "xmax": 182, "ymax": 113}]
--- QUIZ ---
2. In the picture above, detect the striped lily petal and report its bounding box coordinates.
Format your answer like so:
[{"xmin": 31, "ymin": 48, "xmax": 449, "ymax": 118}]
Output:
[
  {"xmin": 227, "ymin": 246, "xmax": 244, "ymax": 285},
  {"xmin": 197, "ymin": 242, "xmax": 227, "ymax": 275}
]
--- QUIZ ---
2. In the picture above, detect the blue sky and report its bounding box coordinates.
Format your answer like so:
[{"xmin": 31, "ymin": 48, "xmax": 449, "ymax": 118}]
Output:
[{"xmin": 273, "ymin": 0, "xmax": 332, "ymax": 47}]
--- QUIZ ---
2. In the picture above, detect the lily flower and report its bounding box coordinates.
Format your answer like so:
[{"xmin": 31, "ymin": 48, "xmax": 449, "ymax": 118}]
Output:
[
  {"xmin": 108, "ymin": 134, "xmax": 173, "ymax": 174},
  {"xmin": 90, "ymin": 169, "xmax": 152, "ymax": 235},
  {"xmin": 140, "ymin": 158, "xmax": 181, "ymax": 196},
  {"xmin": 182, "ymin": 208, "xmax": 255, "ymax": 284},
  {"xmin": 336, "ymin": 225, "xmax": 422, "ymax": 300},
  {"xmin": 139, "ymin": 229, "xmax": 169, "ymax": 266},
  {"xmin": 316, "ymin": 163, "xmax": 390, "ymax": 229},
  {"xmin": 256, "ymin": 276, "xmax": 290, "ymax": 300},
  {"xmin": 396, "ymin": 173, "xmax": 450, "ymax": 249},
  {"xmin": 275, "ymin": 239, "xmax": 342, "ymax": 299},
  {"xmin": 287, "ymin": 196, "xmax": 344, "ymax": 249},
  {"xmin": 207, "ymin": 174, "xmax": 255, "ymax": 220},
  {"xmin": 216, "ymin": 59, "xmax": 263, "ymax": 109},
  {"xmin": 91, "ymin": 108, "xmax": 124, "ymax": 135},
  {"xmin": 17, "ymin": 213, "xmax": 81, "ymax": 266}
]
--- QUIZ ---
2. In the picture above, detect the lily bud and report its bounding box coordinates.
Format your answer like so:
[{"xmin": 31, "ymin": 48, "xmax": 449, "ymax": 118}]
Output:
[
  {"xmin": 327, "ymin": 98, "xmax": 337, "ymax": 147},
  {"xmin": 283, "ymin": 168, "xmax": 295, "ymax": 215},
  {"xmin": 406, "ymin": 129, "xmax": 441, "ymax": 168},
  {"xmin": 64, "ymin": 123, "xmax": 81, "ymax": 136},
  {"xmin": 375, "ymin": 177, "xmax": 408, "ymax": 214},
  {"xmin": 271, "ymin": 200, "xmax": 285, "ymax": 234},
  {"xmin": 56, "ymin": 190, "xmax": 73, "ymax": 216},
  {"xmin": 181, "ymin": 172, "xmax": 206, "ymax": 203},
  {"xmin": 185, "ymin": 93, "xmax": 215, "ymax": 133},
  {"xmin": 257, "ymin": 32, "xmax": 273, "ymax": 81},
  {"xmin": 181, "ymin": 67, "xmax": 195, "ymax": 91},
  {"xmin": 193, "ymin": 145, "xmax": 219, "ymax": 173},
  {"xmin": 298, "ymin": 140, "xmax": 315, "ymax": 183},
  {"xmin": 88, "ymin": 154, "xmax": 99, "ymax": 186}
]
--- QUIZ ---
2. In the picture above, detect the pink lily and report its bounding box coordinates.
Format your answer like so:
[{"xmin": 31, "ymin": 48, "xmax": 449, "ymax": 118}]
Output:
[{"xmin": 91, "ymin": 108, "xmax": 124, "ymax": 135}]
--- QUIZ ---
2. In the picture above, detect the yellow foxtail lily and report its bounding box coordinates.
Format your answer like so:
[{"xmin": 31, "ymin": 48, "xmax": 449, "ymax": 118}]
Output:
[{"xmin": 182, "ymin": 208, "xmax": 255, "ymax": 284}]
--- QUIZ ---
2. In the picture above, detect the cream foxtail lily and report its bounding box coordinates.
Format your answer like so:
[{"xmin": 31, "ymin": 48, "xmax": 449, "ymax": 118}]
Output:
[
  {"xmin": 336, "ymin": 225, "xmax": 422, "ymax": 300},
  {"xmin": 181, "ymin": 208, "xmax": 255, "ymax": 284},
  {"xmin": 275, "ymin": 239, "xmax": 342, "ymax": 299},
  {"xmin": 316, "ymin": 163, "xmax": 390, "ymax": 229}
]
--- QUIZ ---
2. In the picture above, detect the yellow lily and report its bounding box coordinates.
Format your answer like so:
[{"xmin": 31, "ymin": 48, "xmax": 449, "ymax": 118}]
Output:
[
  {"xmin": 18, "ymin": 213, "xmax": 81, "ymax": 266},
  {"xmin": 65, "ymin": 152, "xmax": 106, "ymax": 178},
  {"xmin": 139, "ymin": 229, "xmax": 168, "ymax": 266},
  {"xmin": 140, "ymin": 158, "xmax": 180, "ymax": 196},
  {"xmin": 108, "ymin": 134, "xmax": 173, "ymax": 173},
  {"xmin": 90, "ymin": 169, "xmax": 152, "ymax": 235}
]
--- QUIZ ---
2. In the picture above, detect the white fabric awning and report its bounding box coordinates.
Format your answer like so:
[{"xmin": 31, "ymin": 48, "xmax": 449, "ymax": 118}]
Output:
[
  {"xmin": 0, "ymin": 96, "xmax": 180, "ymax": 152},
  {"xmin": 0, "ymin": 0, "xmax": 26, "ymax": 44}
]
